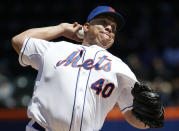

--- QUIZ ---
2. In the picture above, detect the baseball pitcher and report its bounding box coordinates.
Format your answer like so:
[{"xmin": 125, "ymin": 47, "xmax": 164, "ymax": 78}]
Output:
[{"xmin": 11, "ymin": 6, "xmax": 164, "ymax": 131}]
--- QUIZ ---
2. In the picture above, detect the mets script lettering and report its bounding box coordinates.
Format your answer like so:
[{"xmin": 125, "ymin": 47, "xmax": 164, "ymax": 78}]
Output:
[{"xmin": 56, "ymin": 51, "xmax": 111, "ymax": 72}]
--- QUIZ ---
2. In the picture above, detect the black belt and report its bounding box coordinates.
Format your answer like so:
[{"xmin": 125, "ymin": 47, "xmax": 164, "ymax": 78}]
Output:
[{"xmin": 32, "ymin": 122, "xmax": 45, "ymax": 131}]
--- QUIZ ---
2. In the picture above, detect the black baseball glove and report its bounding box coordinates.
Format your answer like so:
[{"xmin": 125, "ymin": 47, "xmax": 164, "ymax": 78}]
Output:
[{"xmin": 131, "ymin": 82, "xmax": 164, "ymax": 128}]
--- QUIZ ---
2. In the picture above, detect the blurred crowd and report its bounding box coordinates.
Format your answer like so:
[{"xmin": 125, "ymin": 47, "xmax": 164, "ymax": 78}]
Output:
[{"xmin": 0, "ymin": 0, "xmax": 179, "ymax": 108}]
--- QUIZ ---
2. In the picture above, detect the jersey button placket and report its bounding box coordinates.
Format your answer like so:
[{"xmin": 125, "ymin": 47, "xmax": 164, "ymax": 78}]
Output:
[
  {"xmin": 74, "ymin": 68, "xmax": 88, "ymax": 128},
  {"xmin": 73, "ymin": 49, "xmax": 88, "ymax": 129},
  {"xmin": 75, "ymin": 47, "xmax": 96, "ymax": 130}
]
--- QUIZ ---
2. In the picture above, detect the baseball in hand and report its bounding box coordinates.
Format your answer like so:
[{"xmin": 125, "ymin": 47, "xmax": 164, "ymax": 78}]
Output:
[{"xmin": 76, "ymin": 28, "xmax": 84, "ymax": 39}]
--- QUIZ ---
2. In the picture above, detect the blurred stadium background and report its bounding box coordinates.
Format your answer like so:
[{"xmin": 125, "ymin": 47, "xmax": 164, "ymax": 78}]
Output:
[{"xmin": 1, "ymin": 0, "xmax": 179, "ymax": 130}]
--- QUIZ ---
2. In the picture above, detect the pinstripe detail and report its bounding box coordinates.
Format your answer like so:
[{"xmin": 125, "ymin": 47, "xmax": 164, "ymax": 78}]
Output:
[
  {"xmin": 69, "ymin": 48, "xmax": 86, "ymax": 131},
  {"xmin": 80, "ymin": 50, "xmax": 105, "ymax": 131}
]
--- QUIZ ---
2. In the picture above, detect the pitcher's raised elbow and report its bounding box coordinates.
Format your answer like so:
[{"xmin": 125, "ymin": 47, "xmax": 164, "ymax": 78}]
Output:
[{"xmin": 11, "ymin": 35, "xmax": 23, "ymax": 54}]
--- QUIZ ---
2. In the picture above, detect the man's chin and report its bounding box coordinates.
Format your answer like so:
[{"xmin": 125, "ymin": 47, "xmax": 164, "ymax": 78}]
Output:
[
  {"xmin": 100, "ymin": 42, "xmax": 113, "ymax": 49},
  {"xmin": 95, "ymin": 38, "xmax": 114, "ymax": 48}
]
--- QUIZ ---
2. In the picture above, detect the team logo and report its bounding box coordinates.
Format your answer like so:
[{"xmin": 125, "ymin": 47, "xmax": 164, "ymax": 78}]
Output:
[
  {"xmin": 56, "ymin": 51, "xmax": 111, "ymax": 72},
  {"xmin": 109, "ymin": 7, "xmax": 115, "ymax": 12}
]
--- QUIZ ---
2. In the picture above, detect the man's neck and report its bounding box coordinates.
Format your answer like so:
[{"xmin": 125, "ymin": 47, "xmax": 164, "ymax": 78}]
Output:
[{"xmin": 82, "ymin": 39, "xmax": 93, "ymax": 47}]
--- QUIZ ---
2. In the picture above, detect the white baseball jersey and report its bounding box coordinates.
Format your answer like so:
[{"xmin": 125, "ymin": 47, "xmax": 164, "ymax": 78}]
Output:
[{"xmin": 19, "ymin": 38, "xmax": 137, "ymax": 131}]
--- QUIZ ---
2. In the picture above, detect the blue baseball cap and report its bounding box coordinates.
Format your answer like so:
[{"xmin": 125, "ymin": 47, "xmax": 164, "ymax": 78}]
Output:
[{"xmin": 87, "ymin": 6, "xmax": 125, "ymax": 30}]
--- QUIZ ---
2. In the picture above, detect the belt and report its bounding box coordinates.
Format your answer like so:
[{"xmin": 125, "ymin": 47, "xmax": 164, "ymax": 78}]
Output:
[{"xmin": 32, "ymin": 122, "xmax": 45, "ymax": 131}]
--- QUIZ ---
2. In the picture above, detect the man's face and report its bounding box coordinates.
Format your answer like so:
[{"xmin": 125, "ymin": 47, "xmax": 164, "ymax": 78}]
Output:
[{"xmin": 84, "ymin": 16, "xmax": 117, "ymax": 49}]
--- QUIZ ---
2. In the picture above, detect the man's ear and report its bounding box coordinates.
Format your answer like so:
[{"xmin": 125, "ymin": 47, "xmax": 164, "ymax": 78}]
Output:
[{"xmin": 83, "ymin": 22, "xmax": 90, "ymax": 32}]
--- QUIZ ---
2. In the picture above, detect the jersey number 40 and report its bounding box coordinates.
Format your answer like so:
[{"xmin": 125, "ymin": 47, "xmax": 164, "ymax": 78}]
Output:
[{"xmin": 90, "ymin": 79, "xmax": 115, "ymax": 98}]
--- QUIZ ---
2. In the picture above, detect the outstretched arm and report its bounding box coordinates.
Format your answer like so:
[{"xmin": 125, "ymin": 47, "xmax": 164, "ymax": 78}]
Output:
[
  {"xmin": 11, "ymin": 22, "xmax": 83, "ymax": 54},
  {"xmin": 124, "ymin": 82, "xmax": 164, "ymax": 129},
  {"xmin": 124, "ymin": 110, "xmax": 149, "ymax": 129}
]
